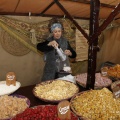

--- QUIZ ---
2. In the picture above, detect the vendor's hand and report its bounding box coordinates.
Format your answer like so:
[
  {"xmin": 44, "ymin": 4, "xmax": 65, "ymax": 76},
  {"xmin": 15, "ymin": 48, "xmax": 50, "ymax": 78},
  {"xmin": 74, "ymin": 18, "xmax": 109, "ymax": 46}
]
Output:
[
  {"xmin": 64, "ymin": 50, "xmax": 72, "ymax": 56},
  {"xmin": 48, "ymin": 40, "xmax": 58, "ymax": 48}
]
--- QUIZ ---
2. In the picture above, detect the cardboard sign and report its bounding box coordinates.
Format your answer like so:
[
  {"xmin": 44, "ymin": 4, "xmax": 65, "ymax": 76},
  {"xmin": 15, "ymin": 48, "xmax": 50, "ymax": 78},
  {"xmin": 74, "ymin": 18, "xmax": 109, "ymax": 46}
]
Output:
[
  {"xmin": 6, "ymin": 72, "xmax": 16, "ymax": 86},
  {"xmin": 57, "ymin": 100, "xmax": 71, "ymax": 120},
  {"xmin": 113, "ymin": 85, "xmax": 120, "ymax": 99}
]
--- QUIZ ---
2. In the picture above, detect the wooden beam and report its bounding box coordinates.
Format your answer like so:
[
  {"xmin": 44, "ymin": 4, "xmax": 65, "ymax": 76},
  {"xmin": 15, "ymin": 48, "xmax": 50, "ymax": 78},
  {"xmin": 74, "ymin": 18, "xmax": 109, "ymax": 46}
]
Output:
[
  {"xmin": 0, "ymin": 12, "xmax": 89, "ymax": 20},
  {"xmin": 67, "ymin": 0, "xmax": 115, "ymax": 9},
  {"xmin": 54, "ymin": 0, "xmax": 89, "ymax": 41},
  {"xmin": 115, "ymin": 17, "xmax": 120, "ymax": 20},
  {"xmin": 37, "ymin": 1, "xmax": 55, "ymax": 16},
  {"xmin": 86, "ymin": 0, "xmax": 100, "ymax": 89},
  {"xmin": 41, "ymin": 14, "xmax": 90, "ymax": 20},
  {"xmin": 14, "ymin": 0, "xmax": 21, "ymax": 12},
  {"xmin": 89, "ymin": 3, "xmax": 120, "ymax": 43},
  {"xmin": 0, "ymin": 12, "xmax": 90, "ymax": 20}
]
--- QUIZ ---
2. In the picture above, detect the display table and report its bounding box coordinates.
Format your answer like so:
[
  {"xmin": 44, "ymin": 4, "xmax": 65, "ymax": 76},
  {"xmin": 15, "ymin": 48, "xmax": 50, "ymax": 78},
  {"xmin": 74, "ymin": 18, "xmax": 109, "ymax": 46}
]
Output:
[{"xmin": 8, "ymin": 82, "xmax": 116, "ymax": 120}]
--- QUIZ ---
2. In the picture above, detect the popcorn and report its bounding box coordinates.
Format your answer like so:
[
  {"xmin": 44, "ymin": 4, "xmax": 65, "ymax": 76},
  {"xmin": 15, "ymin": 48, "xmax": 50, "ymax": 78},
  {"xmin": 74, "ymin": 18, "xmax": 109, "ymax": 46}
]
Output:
[
  {"xmin": 71, "ymin": 88, "xmax": 120, "ymax": 120},
  {"xmin": 34, "ymin": 80, "xmax": 79, "ymax": 100}
]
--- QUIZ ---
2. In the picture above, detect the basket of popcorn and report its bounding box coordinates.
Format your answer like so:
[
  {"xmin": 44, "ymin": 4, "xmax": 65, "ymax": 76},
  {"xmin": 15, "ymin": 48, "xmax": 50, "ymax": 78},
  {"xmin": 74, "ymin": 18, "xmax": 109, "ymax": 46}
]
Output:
[
  {"xmin": 70, "ymin": 88, "xmax": 120, "ymax": 120},
  {"xmin": 33, "ymin": 80, "xmax": 79, "ymax": 103}
]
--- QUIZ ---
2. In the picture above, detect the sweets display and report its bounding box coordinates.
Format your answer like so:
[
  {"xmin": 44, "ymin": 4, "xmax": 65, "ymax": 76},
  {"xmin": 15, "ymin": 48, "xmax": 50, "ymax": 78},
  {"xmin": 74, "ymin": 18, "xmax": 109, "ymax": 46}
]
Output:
[
  {"xmin": 33, "ymin": 80, "xmax": 79, "ymax": 102},
  {"xmin": 12, "ymin": 105, "xmax": 78, "ymax": 120},
  {"xmin": 75, "ymin": 73, "xmax": 112, "ymax": 89},
  {"xmin": 107, "ymin": 64, "xmax": 120, "ymax": 78},
  {"xmin": 0, "ymin": 81, "xmax": 21, "ymax": 96},
  {"xmin": 1, "ymin": 70, "xmax": 119, "ymax": 120},
  {"xmin": 0, "ymin": 95, "xmax": 30, "ymax": 119},
  {"xmin": 70, "ymin": 88, "xmax": 120, "ymax": 120}
]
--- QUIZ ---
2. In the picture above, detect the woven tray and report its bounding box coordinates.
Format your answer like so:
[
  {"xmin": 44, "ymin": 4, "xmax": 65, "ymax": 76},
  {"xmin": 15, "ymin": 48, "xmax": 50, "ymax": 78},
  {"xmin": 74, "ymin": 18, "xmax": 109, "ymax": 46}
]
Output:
[
  {"xmin": 0, "ymin": 30, "xmax": 30, "ymax": 56},
  {"xmin": 33, "ymin": 80, "xmax": 79, "ymax": 103}
]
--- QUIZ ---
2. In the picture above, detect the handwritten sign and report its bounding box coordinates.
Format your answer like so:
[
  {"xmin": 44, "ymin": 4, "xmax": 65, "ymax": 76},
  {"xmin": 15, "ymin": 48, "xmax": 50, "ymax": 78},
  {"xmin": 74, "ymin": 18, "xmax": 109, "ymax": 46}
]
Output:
[
  {"xmin": 57, "ymin": 100, "xmax": 71, "ymax": 120},
  {"xmin": 6, "ymin": 72, "xmax": 16, "ymax": 86},
  {"xmin": 113, "ymin": 85, "xmax": 120, "ymax": 99}
]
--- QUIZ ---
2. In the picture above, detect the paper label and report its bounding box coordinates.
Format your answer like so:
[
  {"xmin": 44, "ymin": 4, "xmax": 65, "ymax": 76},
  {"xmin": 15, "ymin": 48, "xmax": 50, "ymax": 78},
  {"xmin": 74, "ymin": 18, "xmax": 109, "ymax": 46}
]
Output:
[
  {"xmin": 113, "ymin": 85, "xmax": 120, "ymax": 99},
  {"xmin": 57, "ymin": 100, "xmax": 71, "ymax": 120},
  {"xmin": 6, "ymin": 72, "xmax": 16, "ymax": 86}
]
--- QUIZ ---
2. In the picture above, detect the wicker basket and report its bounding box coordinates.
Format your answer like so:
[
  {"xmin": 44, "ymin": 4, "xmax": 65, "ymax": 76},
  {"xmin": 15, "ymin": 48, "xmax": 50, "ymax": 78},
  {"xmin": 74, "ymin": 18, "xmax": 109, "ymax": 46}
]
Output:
[
  {"xmin": 70, "ymin": 91, "xmax": 91, "ymax": 120},
  {"xmin": 33, "ymin": 80, "xmax": 79, "ymax": 103}
]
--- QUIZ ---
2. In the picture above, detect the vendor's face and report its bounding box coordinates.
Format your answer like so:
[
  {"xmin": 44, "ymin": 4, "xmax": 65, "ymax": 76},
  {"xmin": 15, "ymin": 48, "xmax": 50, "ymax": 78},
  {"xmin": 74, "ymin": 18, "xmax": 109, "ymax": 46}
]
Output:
[{"xmin": 53, "ymin": 27, "xmax": 62, "ymax": 39}]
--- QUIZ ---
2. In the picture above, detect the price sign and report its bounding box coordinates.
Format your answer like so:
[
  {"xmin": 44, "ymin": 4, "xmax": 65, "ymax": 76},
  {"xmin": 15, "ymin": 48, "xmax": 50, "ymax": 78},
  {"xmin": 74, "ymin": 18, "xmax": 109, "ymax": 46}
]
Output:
[
  {"xmin": 113, "ymin": 85, "xmax": 120, "ymax": 99},
  {"xmin": 6, "ymin": 72, "xmax": 16, "ymax": 86},
  {"xmin": 57, "ymin": 100, "xmax": 71, "ymax": 120}
]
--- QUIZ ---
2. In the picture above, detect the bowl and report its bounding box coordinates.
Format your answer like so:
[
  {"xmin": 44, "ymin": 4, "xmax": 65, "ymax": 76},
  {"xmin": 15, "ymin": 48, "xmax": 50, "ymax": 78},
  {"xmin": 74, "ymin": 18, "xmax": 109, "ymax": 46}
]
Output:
[
  {"xmin": 0, "ymin": 81, "xmax": 21, "ymax": 96},
  {"xmin": 70, "ymin": 91, "xmax": 91, "ymax": 120},
  {"xmin": 33, "ymin": 80, "xmax": 79, "ymax": 103},
  {"xmin": 11, "ymin": 105, "xmax": 78, "ymax": 120},
  {"xmin": 0, "ymin": 94, "xmax": 30, "ymax": 120},
  {"xmin": 70, "ymin": 88, "xmax": 120, "ymax": 120},
  {"xmin": 75, "ymin": 73, "xmax": 112, "ymax": 89}
]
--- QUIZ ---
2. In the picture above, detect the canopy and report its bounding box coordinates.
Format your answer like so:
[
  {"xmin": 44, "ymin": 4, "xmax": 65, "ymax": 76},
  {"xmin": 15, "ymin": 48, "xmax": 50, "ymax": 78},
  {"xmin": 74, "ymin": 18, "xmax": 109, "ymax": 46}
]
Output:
[
  {"xmin": 0, "ymin": 0, "xmax": 120, "ymax": 89},
  {"xmin": 0, "ymin": 0, "xmax": 120, "ymax": 20}
]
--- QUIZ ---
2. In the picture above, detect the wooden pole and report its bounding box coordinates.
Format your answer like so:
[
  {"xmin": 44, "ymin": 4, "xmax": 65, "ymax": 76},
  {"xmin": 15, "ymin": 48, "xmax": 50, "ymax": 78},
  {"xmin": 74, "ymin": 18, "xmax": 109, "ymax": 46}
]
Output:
[
  {"xmin": 89, "ymin": 3, "xmax": 120, "ymax": 43},
  {"xmin": 86, "ymin": 0, "xmax": 100, "ymax": 89}
]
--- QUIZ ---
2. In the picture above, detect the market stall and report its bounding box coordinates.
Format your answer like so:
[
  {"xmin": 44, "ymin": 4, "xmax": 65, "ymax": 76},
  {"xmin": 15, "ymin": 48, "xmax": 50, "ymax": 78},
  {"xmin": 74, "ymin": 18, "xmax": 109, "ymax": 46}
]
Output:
[{"xmin": 0, "ymin": 0, "xmax": 120, "ymax": 120}]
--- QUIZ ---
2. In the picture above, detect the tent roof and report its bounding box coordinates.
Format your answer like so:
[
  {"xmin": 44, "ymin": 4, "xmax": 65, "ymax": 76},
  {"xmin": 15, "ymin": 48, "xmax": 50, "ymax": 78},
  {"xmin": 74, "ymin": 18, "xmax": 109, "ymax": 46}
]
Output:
[{"xmin": 0, "ymin": 0, "xmax": 120, "ymax": 20}]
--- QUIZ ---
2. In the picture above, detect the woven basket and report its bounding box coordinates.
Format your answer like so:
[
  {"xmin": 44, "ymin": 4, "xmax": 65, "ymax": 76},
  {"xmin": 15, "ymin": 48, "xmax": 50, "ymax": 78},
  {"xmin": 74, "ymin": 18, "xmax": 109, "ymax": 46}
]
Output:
[
  {"xmin": 70, "ymin": 91, "xmax": 91, "ymax": 120},
  {"xmin": 0, "ymin": 30, "xmax": 30, "ymax": 56},
  {"xmin": 33, "ymin": 80, "xmax": 79, "ymax": 103}
]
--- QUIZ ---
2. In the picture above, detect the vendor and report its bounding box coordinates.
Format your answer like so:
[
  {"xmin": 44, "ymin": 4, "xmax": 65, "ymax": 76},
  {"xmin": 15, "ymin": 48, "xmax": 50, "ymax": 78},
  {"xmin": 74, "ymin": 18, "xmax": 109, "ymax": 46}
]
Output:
[{"xmin": 37, "ymin": 18, "xmax": 76, "ymax": 81}]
